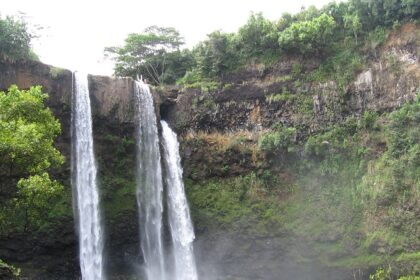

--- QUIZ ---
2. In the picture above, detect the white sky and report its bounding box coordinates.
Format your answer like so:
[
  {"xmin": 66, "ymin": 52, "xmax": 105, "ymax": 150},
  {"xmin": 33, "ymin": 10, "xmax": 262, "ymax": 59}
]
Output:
[{"xmin": 3, "ymin": 0, "xmax": 334, "ymax": 75}]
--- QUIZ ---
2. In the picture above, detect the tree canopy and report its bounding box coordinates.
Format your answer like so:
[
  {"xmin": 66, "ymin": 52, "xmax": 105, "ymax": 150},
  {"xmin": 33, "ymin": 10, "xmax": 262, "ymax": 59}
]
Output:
[
  {"xmin": 278, "ymin": 13, "xmax": 336, "ymax": 55},
  {"xmin": 0, "ymin": 15, "xmax": 36, "ymax": 62},
  {"xmin": 237, "ymin": 13, "xmax": 280, "ymax": 61},
  {"xmin": 105, "ymin": 26, "xmax": 192, "ymax": 84},
  {"xmin": 192, "ymin": 31, "xmax": 238, "ymax": 79},
  {"xmin": 106, "ymin": 0, "xmax": 420, "ymax": 85},
  {"xmin": 0, "ymin": 85, "xmax": 64, "ymax": 233}
]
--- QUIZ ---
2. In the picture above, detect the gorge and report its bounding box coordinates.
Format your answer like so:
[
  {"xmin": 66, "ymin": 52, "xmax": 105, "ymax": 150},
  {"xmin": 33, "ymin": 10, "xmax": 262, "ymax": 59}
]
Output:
[{"xmin": 0, "ymin": 4, "xmax": 419, "ymax": 280}]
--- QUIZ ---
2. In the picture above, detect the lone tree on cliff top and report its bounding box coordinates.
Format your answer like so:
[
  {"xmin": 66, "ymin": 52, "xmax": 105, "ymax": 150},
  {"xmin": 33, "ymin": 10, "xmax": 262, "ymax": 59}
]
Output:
[{"xmin": 105, "ymin": 26, "xmax": 193, "ymax": 85}]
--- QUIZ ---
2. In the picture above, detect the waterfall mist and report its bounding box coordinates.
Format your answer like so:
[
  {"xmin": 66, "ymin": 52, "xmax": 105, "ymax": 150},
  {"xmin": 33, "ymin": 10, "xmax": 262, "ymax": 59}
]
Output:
[{"xmin": 72, "ymin": 72, "xmax": 104, "ymax": 280}]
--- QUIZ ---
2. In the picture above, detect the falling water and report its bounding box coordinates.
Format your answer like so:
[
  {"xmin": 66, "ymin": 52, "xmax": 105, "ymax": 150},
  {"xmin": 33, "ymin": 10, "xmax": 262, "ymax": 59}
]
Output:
[
  {"xmin": 72, "ymin": 72, "xmax": 104, "ymax": 280},
  {"xmin": 134, "ymin": 80, "xmax": 166, "ymax": 280},
  {"xmin": 161, "ymin": 121, "xmax": 198, "ymax": 280}
]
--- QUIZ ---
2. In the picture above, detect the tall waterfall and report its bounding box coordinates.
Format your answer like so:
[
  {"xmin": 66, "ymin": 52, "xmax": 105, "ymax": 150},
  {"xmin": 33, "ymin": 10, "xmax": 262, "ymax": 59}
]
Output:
[
  {"xmin": 72, "ymin": 72, "xmax": 104, "ymax": 280},
  {"xmin": 161, "ymin": 121, "xmax": 198, "ymax": 280},
  {"xmin": 134, "ymin": 81, "xmax": 166, "ymax": 280}
]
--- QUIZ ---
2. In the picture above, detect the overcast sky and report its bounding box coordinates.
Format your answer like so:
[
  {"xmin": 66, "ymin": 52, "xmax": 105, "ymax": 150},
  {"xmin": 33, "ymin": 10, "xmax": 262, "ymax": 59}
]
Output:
[{"xmin": 3, "ymin": 0, "xmax": 334, "ymax": 75}]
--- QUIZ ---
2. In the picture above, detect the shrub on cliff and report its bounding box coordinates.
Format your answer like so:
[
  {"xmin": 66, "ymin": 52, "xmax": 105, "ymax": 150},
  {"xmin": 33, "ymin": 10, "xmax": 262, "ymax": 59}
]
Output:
[{"xmin": 258, "ymin": 126, "xmax": 296, "ymax": 154}]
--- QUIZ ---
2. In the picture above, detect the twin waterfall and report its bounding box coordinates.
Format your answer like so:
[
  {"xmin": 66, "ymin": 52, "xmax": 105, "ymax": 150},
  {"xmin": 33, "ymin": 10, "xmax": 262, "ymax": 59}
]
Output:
[
  {"xmin": 72, "ymin": 76, "xmax": 197, "ymax": 280},
  {"xmin": 135, "ymin": 81, "xmax": 198, "ymax": 280}
]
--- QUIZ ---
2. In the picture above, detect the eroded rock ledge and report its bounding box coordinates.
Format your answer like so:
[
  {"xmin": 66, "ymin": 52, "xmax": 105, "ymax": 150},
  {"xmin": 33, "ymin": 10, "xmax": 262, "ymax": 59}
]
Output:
[{"xmin": 0, "ymin": 60, "xmax": 139, "ymax": 124}]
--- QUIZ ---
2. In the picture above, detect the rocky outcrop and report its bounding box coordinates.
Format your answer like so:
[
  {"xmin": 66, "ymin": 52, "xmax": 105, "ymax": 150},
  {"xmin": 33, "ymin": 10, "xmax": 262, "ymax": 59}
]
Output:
[
  {"xmin": 0, "ymin": 60, "xmax": 138, "ymax": 124},
  {"xmin": 0, "ymin": 60, "xmax": 72, "ymax": 107},
  {"xmin": 89, "ymin": 75, "xmax": 135, "ymax": 123}
]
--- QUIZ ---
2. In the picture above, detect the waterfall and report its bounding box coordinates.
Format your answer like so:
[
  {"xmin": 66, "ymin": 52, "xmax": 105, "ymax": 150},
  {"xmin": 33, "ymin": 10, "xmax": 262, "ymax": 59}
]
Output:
[
  {"xmin": 134, "ymin": 80, "xmax": 166, "ymax": 280},
  {"xmin": 72, "ymin": 72, "xmax": 104, "ymax": 280},
  {"xmin": 161, "ymin": 121, "xmax": 198, "ymax": 280}
]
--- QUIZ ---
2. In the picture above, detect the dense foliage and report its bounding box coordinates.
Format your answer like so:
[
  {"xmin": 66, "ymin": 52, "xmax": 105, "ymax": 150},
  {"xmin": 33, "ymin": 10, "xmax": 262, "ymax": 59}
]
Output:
[
  {"xmin": 0, "ymin": 15, "xmax": 36, "ymax": 62},
  {"xmin": 0, "ymin": 86, "xmax": 64, "ymax": 234},
  {"xmin": 107, "ymin": 0, "xmax": 419, "ymax": 86},
  {"xmin": 278, "ymin": 13, "xmax": 336, "ymax": 55}
]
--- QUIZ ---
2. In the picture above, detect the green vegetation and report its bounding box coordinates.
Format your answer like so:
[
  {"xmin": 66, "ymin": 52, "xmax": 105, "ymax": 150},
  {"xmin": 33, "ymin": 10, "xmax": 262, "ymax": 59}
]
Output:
[
  {"xmin": 186, "ymin": 173, "xmax": 285, "ymax": 232},
  {"xmin": 356, "ymin": 97, "xmax": 420, "ymax": 253},
  {"xmin": 0, "ymin": 85, "xmax": 64, "ymax": 234},
  {"xmin": 0, "ymin": 259, "xmax": 20, "ymax": 278},
  {"xmin": 309, "ymin": 44, "xmax": 364, "ymax": 88},
  {"xmin": 0, "ymin": 15, "xmax": 37, "ymax": 62},
  {"xmin": 278, "ymin": 13, "xmax": 336, "ymax": 55},
  {"xmin": 258, "ymin": 125, "xmax": 296, "ymax": 154},
  {"xmin": 303, "ymin": 101, "xmax": 419, "ymax": 272},
  {"xmin": 369, "ymin": 267, "xmax": 420, "ymax": 280},
  {"xmin": 49, "ymin": 66, "xmax": 66, "ymax": 79},
  {"xmin": 185, "ymin": 96, "xmax": 420, "ymax": 277},
  {"xmin": 266, "ymin": 92, "xmax": 313, "ymax": 115},
  {"xmin": 105, "ymin": 26, "xmax": 193, "ymax": 85},
  {"xmin": 191, "ymin": 31, "xmax": 239, "ymax": 80},
  {"xmin": 106, "ymin": 0, "xmax": 419, "ymax": 89},
  {"xmin": 98, "ymin": 134, "xmax": 137, "ymax": 219},
  {"xmin": 237, "ymin": 13, "xmax": 280, "ymax": 64},
  {"xmin": 0, "ymin": 0, "xmax": 418, "ymax": 278}
]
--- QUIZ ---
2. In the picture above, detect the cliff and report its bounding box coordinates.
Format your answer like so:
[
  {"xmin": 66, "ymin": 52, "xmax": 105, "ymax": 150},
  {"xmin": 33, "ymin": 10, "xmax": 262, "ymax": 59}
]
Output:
[
  {"xmin": 0, "ymin": 23, "xmax": 418, "ymax": 279},
  {"xmin": 0, "ymin": 60, "xmax": 140, "ymax": 278}
]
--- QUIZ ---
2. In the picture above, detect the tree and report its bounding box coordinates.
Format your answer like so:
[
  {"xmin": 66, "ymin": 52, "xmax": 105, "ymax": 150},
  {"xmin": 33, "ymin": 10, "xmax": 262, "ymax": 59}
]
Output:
[
  {"xmin": 192, "ymin": 31, "xmax": 239, "ymax": 79},
  {"xmin": 237, "ymin": 13, "xmax": 280, "ymax": 62},
  {"xmin": 0, "ymin": 15, "xmax": 35, "ymax": 62},
  {"xmin": 278, "ymin": 13, "xmax": 336, "ymax": 55},
  {"xmin": 105, "ymin": 26, "xmax": 189, "ymax": 85},
  {"xmin": 402, "ymin": 0, "xmax": 420, "ymax": 18},
  {"xmin": 15, "ymin": 173, "xmax": 63, "ymax": 232},
  {"xmin": 344, "ymin": 13, "xmax": 362, "ymax": 43},
  {"xmin": 0, "ymin": 85, "xmax": 64, "ymax": 233},
  {"xmin": 293, "ymin": 5, "xmax": 321, "ymax": 21},
  {"xmin": 0, "ymin": 85, "xmax": 63, "ymax": 176},
  {"xmin": 276, "ymin": 13, "xmax": 294, "ymax": 32}
]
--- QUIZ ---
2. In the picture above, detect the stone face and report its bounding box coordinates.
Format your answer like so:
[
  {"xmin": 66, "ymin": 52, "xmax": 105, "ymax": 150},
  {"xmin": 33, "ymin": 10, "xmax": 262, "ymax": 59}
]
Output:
[
  {"xmin": 160, "ymin": 54, "xmax": 419, "ymax": 136},
  {"xmin": 0, "ymin": 60, "xmax": 139, "ymax": 124},
  {"xmin": 88, "ymin": 75, "xmax": 135, "ymax": 123},
  {"xmin": 0, "ymin": 60, "xmax": 72, "ymax": 113}
]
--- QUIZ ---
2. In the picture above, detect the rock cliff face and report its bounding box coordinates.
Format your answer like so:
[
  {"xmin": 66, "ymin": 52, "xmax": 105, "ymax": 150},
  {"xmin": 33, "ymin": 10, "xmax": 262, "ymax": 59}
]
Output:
[
  {"xmin": 0, "ymin": 60, "xmax": 140, "ymax": 279},
  {"xmin": 0, "ymin": 24, "xmax": 418, "ymax": 279},
  {"xmin": 160, "ymin": 25, "xmax": 419, "ymax": 136}
]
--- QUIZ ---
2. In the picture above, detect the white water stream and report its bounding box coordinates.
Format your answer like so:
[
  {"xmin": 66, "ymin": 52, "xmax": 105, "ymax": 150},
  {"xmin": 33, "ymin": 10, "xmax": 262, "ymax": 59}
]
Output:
[
  {"xmin": 161, "ymin": 120, "xmax": 198, "ymax": 280},
  {"xmin": 72, "ymin": 72, "xmax": 104, "ymax": 280},
  {"xmin": 134, "ymin": 80, "xmax": 166, "ymax": 280}
]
